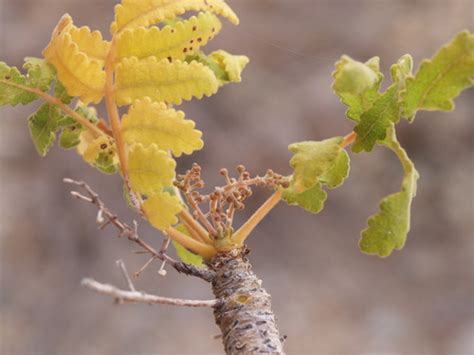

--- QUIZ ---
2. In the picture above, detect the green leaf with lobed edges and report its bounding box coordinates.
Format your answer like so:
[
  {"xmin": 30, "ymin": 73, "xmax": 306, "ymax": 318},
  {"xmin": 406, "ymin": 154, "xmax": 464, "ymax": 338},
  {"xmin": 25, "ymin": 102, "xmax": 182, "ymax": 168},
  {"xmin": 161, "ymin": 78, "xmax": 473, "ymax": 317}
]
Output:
[
  {"xmin": 28, "ymin": 103, "xmax": 64, "ymax": 156},
  {"xmin": 283, "ymin": 141, "xmax": 350, "ymax": 213},
  {"xmin": 94, "ymin": 151, "xmax": 119, "ymax": 174},
  {"xmin": 172, "ymin": 225, "xmax": 205, "ymax": 267},
  {"xmin": 319, "ymin": 149, "xmax": 351, "ymax": 188},
  {"xmin": 352, "ymin": 55, "xmax": 413, "ymax": 153},
  {"xmin": 23, "ymin": 57, "xmax": 56, "ymax": 91},
  {"xmin": 332, "ymin": 56, "xmax": 383, "ymax": 122},
  {"xmin": 54, "ymin": 80, "xmax": 73, "ymax": 104},
  {"xmin": 60, "ymin": 123, "xmax": 83, "ymax": 149},
  {"xmin": 359, "ymin": 127, "xmax": 419, "ymax": 257},
  {"xmin": 288, "ymin": 137, "xmax": 344, "ymax": 192},
  {"xmin": 59, "ymin": 102, "xmax": 99, "ymax": 149},
  {"xmin": 0, "ymin": 62, "xmax": 37, "ymax": 106},
  {"xmin": 401, "ymin": 31, "xmax": 474, "ymax": 121},
  {"xmin": 282, "ymin": 182, "xmax": 327, "ymax": 214}
]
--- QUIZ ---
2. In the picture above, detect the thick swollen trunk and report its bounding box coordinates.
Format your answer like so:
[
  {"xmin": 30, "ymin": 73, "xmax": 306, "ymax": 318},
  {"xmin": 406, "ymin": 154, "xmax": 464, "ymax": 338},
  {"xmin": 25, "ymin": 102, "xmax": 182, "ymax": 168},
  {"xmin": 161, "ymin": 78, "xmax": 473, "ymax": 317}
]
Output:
[{"xmin": 209, "ymin": 250, "xmax": 284, "ymax": 354}]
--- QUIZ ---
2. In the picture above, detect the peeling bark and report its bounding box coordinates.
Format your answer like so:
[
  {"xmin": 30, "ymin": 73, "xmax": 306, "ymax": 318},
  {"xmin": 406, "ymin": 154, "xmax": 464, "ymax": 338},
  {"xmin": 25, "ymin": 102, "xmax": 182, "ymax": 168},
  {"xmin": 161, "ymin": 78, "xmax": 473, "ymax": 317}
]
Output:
[{"xmin": 209, "ymin": 250, "xmax": 284, "ymax": 354}]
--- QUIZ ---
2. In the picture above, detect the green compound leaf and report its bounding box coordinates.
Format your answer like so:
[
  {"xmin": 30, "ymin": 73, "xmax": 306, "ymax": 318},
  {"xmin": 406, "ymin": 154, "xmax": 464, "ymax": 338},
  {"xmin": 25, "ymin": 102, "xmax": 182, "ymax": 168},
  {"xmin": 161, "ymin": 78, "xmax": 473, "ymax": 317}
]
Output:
[
  {"xmin": 320, "ymin": 149, "xmax": 350, "ymax": 188},
  {"xmin": 0, "ymin": 62, "xmax": 37, "ymax": 106},
  {"xmin": 282, "ymin": 182, "xmax": 327, "ymax": 214},
  {"xmin": 353, "ymin": 55, "xmax": 413, "ymax": 153},
  {"xmin": 359, "ymin": 127, "xmax": 419, "ymax": 257},
  {"xmin": 332, "ymin": 56, "xmax": 383, "ymax": 122},
  {"xmin": 401, "ymin": 30, "xmax": 474, "ymax": 121},
  {"xmin": 283, "ymin": 139, "xmax": 350, "ymax": 213},
  {"xmin": 172, "ymin": 224, "xmax": 205, "ymax": 267},
  {"xmin": 60, "ymin": 123, "xmax": 82, "ymax": 149},
  {"xmin": 54, "ymin": 80, "xmax": 73, "ymax": 104},
  {"xmin": 95, "ymin": 151, "xmax": 119, "ymax": 174},
  {"xmin": 28, "ymin": 103, "xmax": 64, "ymax": 156},
  {"xmin": 59, "ymin": 102, "xmax": 99, "ymax": 149},
  {"xmin": 288, "ymin": 137, "xmax": 344, "ymax": 192},
  {"xmin": 23, "ymin": 57, "xmax": 56, "ymax": 91}
]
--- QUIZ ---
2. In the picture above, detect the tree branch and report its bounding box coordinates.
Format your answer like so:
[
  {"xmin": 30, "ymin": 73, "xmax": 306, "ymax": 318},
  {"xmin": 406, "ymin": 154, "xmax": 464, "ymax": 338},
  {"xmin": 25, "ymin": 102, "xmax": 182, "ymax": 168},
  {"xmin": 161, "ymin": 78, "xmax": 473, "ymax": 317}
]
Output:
[
  {"xmin": 81, "ymin": 278, "xmax": 220, "ymax": 308},
  {"xmin": 64, "ymin": 178, "xmax": 216, "ymax": 282}
]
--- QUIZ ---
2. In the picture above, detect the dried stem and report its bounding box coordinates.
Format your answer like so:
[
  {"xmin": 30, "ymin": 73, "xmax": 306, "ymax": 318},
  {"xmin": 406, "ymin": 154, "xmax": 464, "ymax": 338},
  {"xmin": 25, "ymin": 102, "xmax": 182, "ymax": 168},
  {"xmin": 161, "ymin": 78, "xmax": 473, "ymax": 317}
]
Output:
[
  {"xmin": 116, "ymin": 259, "xmax": 136, "ymax": 291},
  {"xmin": 64, "ymin": 178, "xmax": 215, "ymax": 281},
  {"xmin": 134, "ymin": 256, "xmax": 155, "ymax": 278},
  {"xmin": 82, "ymin": 278, "xmax": 220, "ymax": 308}
]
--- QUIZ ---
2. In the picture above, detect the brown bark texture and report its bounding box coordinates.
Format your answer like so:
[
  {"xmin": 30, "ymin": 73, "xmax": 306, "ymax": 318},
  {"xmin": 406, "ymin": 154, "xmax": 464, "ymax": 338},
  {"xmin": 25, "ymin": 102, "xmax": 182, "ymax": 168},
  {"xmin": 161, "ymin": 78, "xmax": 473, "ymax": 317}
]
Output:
[{"xmin": 209, "ymin": 250, "xmax": 284, "ymax": 354}]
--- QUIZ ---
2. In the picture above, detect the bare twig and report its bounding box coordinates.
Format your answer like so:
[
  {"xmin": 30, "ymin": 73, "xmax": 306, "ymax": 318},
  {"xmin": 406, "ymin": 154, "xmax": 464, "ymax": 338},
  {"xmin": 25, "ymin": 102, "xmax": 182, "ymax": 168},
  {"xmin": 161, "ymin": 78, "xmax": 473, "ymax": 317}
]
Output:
[
  {"xmin": 157, "ymin": 238, "xmax": 170, "ymax": 276},
  {"xmin": 134, "ymin": 257, "xmax": 155, "ymax": 278},
  {"xmin": 116, "ymin": 259, "xmax": 136, "ymax": 291},
  {"xmin": 64, "ymin": 178, "xmax": 215, "ymax": 282},
  {"xmin": 81, "ymin": 278, "xmax": 220, "ymax": 308}
]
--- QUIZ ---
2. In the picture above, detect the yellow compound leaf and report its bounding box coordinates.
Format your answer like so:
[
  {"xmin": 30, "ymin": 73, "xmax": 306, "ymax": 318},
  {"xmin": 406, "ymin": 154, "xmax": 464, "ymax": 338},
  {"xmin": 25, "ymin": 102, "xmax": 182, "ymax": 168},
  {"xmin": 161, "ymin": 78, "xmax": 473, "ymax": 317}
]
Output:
[
  {"xmin": 42, "ymin": 14, "xmax": 107, "ymax": 104},
  {"xmin": 128, "ymin": 143, "xmax": 176, "ymax": 195},
  {"xmin": 121, "ymin": 97, "xmax": 203, "ymax": 157},
  {"xmin": 143, "ymin": 191, "xmax": 183, "ymax": 231},
  {"xmin": 117, "ymin": 12, "xmax": 222, "ymax": 62},
  {"xmin": 114, "ymin": 56, "xmax": 219, "ymax": 106},
  {"xmin": 69, "ymin": 26, "xmax": 111, "ymax": 64},
  {"xmin": 111, "ymin": 0, "xmax": 238, "ymax": 34}
]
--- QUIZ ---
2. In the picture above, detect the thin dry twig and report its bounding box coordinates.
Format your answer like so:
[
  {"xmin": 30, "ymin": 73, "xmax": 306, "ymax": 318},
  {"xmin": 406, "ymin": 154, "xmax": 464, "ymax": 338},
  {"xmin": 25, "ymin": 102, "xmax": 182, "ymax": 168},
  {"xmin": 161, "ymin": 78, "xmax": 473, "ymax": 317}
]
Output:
[
  {"xmin": 81, "ymin": 278, "xmax": 220, "ymax": 308},
  {"xmin": 157, "ymin": 238, "xmax": 171, "ymax": 276},
  {"xmin": 116, "ymin": 259, "xmax": 136, "ymax": 291},
  {"xmin": 63, "ymin": 178, "xmax": 215, "ymax": 282},
  {"xmin": 134, "ymin": 257, "xmax": 155, "ymax": 278}
]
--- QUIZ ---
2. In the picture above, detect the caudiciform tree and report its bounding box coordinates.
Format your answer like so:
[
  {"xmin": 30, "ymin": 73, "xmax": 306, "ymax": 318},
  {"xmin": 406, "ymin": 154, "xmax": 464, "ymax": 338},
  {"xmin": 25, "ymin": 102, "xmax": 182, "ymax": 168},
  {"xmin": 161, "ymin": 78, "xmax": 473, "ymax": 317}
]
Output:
[{"xmin": 0, "ymin": 0, "xmax": 472, "ymax": 353}]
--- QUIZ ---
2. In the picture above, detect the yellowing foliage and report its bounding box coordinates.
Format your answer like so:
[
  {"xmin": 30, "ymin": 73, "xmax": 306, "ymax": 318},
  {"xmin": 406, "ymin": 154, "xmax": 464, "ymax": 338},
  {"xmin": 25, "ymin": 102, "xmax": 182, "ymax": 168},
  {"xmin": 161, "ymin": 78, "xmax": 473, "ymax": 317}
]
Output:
[
  {"xmin": 69, "ymin": 26, "xmax": 110, "ymax": 64},
  {"xmin": 116, "ymin": 12, "xmax": 222, "ymax": 62},
  {"xmin": 121, "ymin": 98, "xmax": 203, "ymax": 156},
  {"xmin": 77, "ymin": 131, "xmax": 118, "ymax": 169},
  {"xmin": 142, "ymin": 191, "xmax": 183, "ymax": 230},
  {"xmin": 43, "ymin": 15, "xmax": 108, "ymax": 104},
  {"xmin": 209, "ymin": 50, "xmax": 249, "ymax": 83},
  {"xmin": 128, "ymin": 143, "xmax": 176, "ymax": 195},
  {"xmin": 111, "ymin": 0, "xmax": 238, "ymax": 34},
  {"xmin": 114, "ymin": 56, "xmax": 219, "ymax": 106}
]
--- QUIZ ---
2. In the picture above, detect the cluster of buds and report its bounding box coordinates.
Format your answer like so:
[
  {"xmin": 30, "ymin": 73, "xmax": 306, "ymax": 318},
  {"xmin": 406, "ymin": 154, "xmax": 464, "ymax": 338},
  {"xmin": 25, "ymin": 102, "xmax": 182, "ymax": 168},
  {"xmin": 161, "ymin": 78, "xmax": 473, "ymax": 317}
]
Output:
[{"xmin": 174, "ymin": 163, "xmax": 289, "ymax": 239}]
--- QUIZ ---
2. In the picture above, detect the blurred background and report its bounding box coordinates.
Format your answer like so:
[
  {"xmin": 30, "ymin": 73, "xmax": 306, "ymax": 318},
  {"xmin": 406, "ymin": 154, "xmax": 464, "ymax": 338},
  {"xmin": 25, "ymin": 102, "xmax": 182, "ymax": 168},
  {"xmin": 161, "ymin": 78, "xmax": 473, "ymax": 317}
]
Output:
[{"xmin": 0, "ymin": 0, "xmax": 473, "ymax": 354}]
